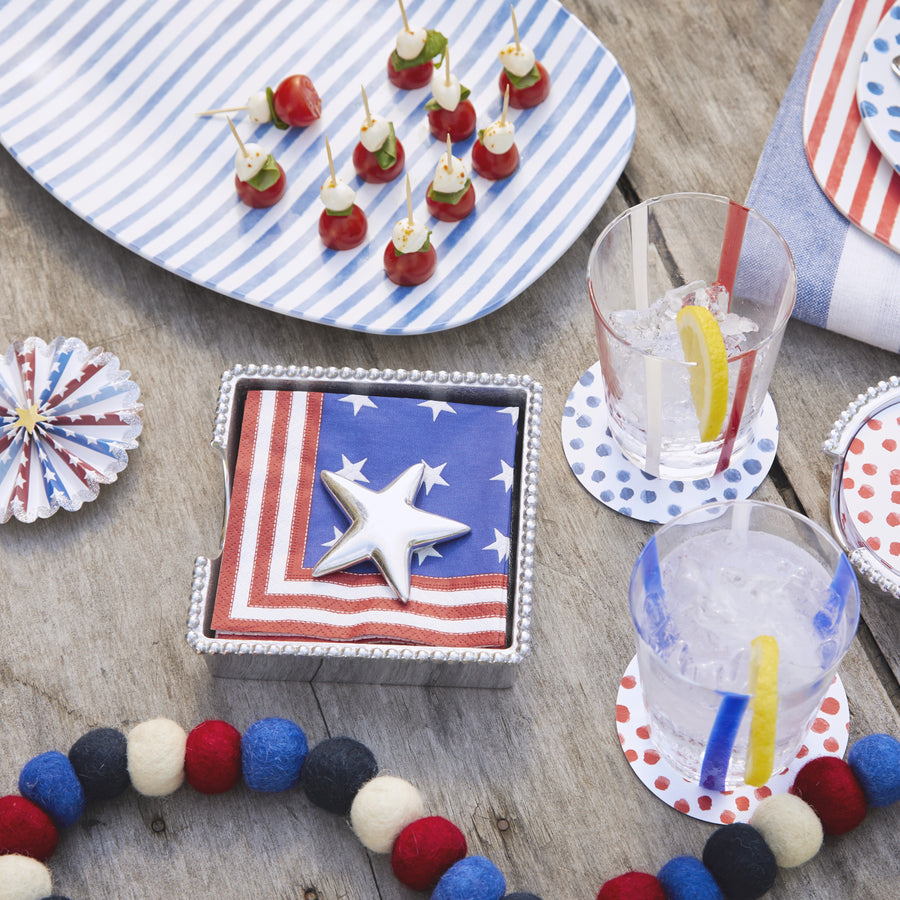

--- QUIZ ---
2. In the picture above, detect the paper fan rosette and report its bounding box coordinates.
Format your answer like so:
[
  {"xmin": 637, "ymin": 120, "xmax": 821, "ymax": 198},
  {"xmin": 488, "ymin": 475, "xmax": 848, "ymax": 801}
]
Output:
[{"xmin": 0, "ymin": 337, "xmax": 142, "ymax": 523}]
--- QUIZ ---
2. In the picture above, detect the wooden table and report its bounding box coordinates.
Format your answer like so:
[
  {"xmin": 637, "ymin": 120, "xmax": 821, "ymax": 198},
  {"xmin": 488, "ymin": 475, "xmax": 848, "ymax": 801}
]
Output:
[{"xmin": 3, "ymin": 1, "xmax": 900, "ymax": 897}]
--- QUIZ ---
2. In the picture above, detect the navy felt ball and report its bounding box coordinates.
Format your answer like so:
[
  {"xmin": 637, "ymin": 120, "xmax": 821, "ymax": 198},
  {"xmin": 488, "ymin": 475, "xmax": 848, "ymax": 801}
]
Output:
[
  {"xmin": 431, "ymin": 856, "xmax": 506, "ymax": 900},
  {"xmin": 69, "ymin": 728, "xmax": 130, "ymax": 801},
  {"xmin": 19, "ymin": 751, "xmax": 85, "ymax": 828},
  {"xmin": 503, "ymin": 895, "xmax": 544, "ymax": 900},
  {"xmin": 658, "ymin": 855, "xmax": 724, "ymax": 899},
  {"xmin": 702, "ymin": 823, "xmax": 776, "ymax": 900},
  {"xmin": 300, "ymin": 736, "xmax": 378, "ymax": 815},
  {"xmin": 241, "ymin": 718, "xmax": 308, "ymax": 793},
  {"xmin": 848, "ymin": 733, "xmax": 900, "ymax": 807}
]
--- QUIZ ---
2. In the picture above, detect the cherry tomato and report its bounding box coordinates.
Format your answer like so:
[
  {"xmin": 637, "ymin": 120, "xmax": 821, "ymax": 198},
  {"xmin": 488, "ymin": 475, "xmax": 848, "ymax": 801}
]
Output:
[
  {"xmin": 383, "ymin": 241, "xmax": 437, "ymax": 286},
  {"xmin": 499, "ymin": 60, "xmax": 550, "ymax": 109},
  {"xmin": 273, "ymin": 74, "xmax": 322, "ymax": 126},
  {"xmin": 318, "ymin": 205, "xmax": 368, "ymax": 251},
  {"xmin": 427, "ymin": 100, "xmax": 477, "ymax": 142},
  {"xmin": 425, "ymin": 181, "xmax": 475, "ymax": 222},
  {"xmin": 387, "ymin": 54, "xmax": 435, "ymax": 89},
  {"xmin": 471, "ymin": 139, "xmax": 519, "ymax": 180},
  {"xmin": 234, "ymin": 163, "xmax": 286, "ymax": 208},
  {"xmin": 352, "ymin": 138, "xmax": 405, "ymax": 183}
]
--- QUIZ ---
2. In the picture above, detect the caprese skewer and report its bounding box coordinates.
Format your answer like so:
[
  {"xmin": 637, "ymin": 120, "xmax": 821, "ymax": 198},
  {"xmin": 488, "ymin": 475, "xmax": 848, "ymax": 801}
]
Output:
[
  {"xmin": 197, "ymin": 74, "xmax": 322, "ymax": 128},
  {"xmin": 228, "ymin": 117, "xmax": 286, "ymax": 208},
  {"xmin": 472, "ymin": 86, "xmax": 519, "ymax": 180},
  {"xmin": 388, "ymin": 0, "xmax": 448, "ymax": 90},
  {"xmin": 425, "ymin": 46, "xmax": 476, "ymax": 142},
  {"xmin": 353, "ymin": 85, "xmax": 405, "ymax": 183},
  {"xmin": 319, "ymin": 135, "xmax": 367, "ymax": 251},
  {"xmin": 384, "ymin": 175, "xmax": 437, "ymax": 286},
  {"xmin": 498, "ymin": 5, "xmax": 550, "ymax": 109},
  {"xmin": 426, "ymin": 135, "xmax": 475, "ymax": 222}
]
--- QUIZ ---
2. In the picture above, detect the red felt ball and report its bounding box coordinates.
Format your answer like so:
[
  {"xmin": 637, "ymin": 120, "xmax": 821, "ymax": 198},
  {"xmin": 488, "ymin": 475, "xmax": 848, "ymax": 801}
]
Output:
[
  {"xmin": 0, "ymin": 795, "xmax": 59, "ymax": 861},
  {"xmin": 790, "ymin": 756, "xmax": 867, "ymax": 835},
  {"xmin": 184, "ymin": 720, "xmax": 242, "ymax": 795},
  {"xmin": 391, "ymin": 816, "xmax": 467, "ymax": 891},
  {"xmin": 596, "ymin": 871, "xmax": 666, "ymax": 900}
]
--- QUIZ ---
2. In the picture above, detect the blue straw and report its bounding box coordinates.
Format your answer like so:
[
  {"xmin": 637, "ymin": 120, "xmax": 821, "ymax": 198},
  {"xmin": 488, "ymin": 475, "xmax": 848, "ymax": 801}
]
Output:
[{"xmin": 700, "ymin": 692, "xmax": 750, "ymax": 792}]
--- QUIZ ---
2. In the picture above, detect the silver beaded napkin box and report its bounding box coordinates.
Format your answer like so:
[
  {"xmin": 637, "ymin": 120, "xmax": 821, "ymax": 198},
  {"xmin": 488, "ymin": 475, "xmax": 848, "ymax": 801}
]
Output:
[{"xmin": 187, "ymin": 364, "xmax": 542, "ymax": 687}]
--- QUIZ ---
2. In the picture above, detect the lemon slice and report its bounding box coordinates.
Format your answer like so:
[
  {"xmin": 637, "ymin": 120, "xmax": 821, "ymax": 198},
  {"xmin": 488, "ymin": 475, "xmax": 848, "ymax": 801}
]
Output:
[
  {"xmin": 745, "ymin": 634, "xmax": 779, "ymax": 786},
  {"xmin": 676, "ymin": 305, "xmax": 729, "ymax": 442}
]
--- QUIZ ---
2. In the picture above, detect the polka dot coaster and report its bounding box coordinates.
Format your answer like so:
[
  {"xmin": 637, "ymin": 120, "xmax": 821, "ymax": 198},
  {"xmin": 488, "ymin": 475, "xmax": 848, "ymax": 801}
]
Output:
[
  {"xmin": 562, "ymin": 362, "xmax": 779, "ymax": 522},
  {"xmin": 616, "ymin": 655, "xmax": 849, "ymax": 825}
]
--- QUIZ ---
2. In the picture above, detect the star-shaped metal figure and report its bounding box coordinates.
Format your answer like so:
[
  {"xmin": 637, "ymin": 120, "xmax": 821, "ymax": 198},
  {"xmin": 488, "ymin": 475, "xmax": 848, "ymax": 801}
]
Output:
[{"xmin": 312, "ymin": 462, "xmax": 470, "ymax": 603}]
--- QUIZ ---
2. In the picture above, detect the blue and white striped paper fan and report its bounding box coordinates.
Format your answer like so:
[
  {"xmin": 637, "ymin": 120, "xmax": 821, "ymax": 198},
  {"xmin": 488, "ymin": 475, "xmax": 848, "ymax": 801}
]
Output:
[{"xmin": 0, "ymin": 0, "xmax": 635, "ymax": 334}]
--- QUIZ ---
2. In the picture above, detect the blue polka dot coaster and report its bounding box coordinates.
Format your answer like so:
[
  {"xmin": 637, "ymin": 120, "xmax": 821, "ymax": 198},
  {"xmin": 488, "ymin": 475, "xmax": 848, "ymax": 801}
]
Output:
[{"xmin": 562, "ymin": 362, "xmax": 779, "ymax": 523}]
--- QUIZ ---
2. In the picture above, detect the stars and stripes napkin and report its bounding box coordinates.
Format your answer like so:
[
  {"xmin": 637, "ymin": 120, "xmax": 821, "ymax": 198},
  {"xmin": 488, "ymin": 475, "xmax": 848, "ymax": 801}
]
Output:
[
  {"xmin": 746, "ymin": 0, "xmax": 900, "ymax": 353},
  {"xmin": 211, "ymin": 389, "xmax": 520, "ymax": 648}
]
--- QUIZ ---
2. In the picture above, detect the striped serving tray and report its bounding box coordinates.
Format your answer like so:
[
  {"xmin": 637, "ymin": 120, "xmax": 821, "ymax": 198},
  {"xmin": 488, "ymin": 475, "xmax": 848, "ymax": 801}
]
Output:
[
  {"xmin": 0, "ymin": 0, "xmax": 635, "ymax": 335},
  {"xmin": 803, "ymin": 0, "xmax": 900, "ymax": 251}
]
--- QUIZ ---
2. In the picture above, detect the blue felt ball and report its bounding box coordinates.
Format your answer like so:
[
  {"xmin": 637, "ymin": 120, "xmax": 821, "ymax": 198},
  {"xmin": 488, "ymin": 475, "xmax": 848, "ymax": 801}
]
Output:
[
  {"xmin": 431, "ymin": 856, "xmax": 506, "ymax": 900},
  {"xmin": 241, "ymin": 718, "xmax": 308, "ymax": 793},
  {"xmin": 848, "ymin": 733, "xmax": 900, "ymax": 807},
  {"xmin": 702, "ymin": 824, "xmax": 776, "ymax": 900},
  {"xmin": 300, "ymin": 736, "xmax": 378, "ymax": 815},
  {"xmin": 69, "ymin": 727, "xmax": 130, "ymax": 801},
  {"xmin": 658, "ymin": 855, "xmax": 724, "ymax": 899},
  {"xmin": 19, "ymin": 750, "xmax": 86, "ymax": 828},
  {"xmin": 503, "ymin": 894, "xmax": 544, "ymax": 899}
]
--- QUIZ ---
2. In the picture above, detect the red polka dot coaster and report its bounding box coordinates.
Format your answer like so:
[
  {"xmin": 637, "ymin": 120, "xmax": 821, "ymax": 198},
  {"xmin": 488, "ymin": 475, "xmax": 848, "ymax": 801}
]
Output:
[
  {"xmin": 615, "ymin": 656, "xmax": 849, "ymax": 824},
  {"xmin": 825, "ymin": 380, "xmax": 900, "ymax": 598}
]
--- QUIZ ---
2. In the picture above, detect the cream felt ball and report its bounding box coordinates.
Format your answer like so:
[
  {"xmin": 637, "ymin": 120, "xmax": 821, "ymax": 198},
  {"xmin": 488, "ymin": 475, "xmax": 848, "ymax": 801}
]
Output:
[
  {"xmin": 0, "ymin": 854, "xmax": 52, "ymax": 900},
  {"xmin": 350, "ymin": 775, "xmax": 426, "ymax": 853},
  {"xmin": 126, "ymin": 718, "xmax": 188, "ymax": 797},
  {"xmin": 749, "ymin": 793, "xmax": 823, "ymax": 868}
]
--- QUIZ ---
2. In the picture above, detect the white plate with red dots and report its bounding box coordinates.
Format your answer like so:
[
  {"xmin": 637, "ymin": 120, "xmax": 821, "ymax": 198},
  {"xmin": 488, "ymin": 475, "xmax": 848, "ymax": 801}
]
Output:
[
  {"xmin": 616, "ymin": 656, "xmax": 850, "ymax": 825},
  {"xmin": 0, "ymin": 0, "xmax": 635, "ymax": 335},
  {"xmin": 825, "ymin": 378, "xmax": 900, "ymax": 598}
]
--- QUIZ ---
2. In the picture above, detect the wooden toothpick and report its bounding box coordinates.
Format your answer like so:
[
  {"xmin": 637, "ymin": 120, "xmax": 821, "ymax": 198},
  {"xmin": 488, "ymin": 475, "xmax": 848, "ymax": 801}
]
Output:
[
  {"xmin": 444, "ymin": 46, "xmax": 452, "ymax": 87},
  {"xmin": 511, "ymin": 4, "xmax": 520, "ymax": 50},
  {"xmin": 501, "ymin": 84, "xmax": 510, "ymax": 126},
  {"xmin": 445, "ymin": 134, "xmax": 453, "ymax": 167},
  {"xmin": 196, "ymin": 105, "xmax": 247, "ymax": 117},
  {"xmin": 398, "ymin": 0, "xmax": 410, "ymax": 31},
  {"xmin": 406, "ymin": 174, "xmax": 414, "ymax": 225},
  {"xmin": 227, "ymin": 116, "xmax": 248, "ymax": 157},
  {"xmin": 361, "ymin": 85, "xmax": 373, "ymax": 128},
  {"xmin": 325, "ymin": 135, "xmax": 337, "ymax": 187}
]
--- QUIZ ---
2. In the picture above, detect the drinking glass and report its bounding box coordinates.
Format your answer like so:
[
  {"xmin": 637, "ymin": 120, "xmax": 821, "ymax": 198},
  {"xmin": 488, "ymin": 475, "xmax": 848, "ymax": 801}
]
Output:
[
  {"xmin": 629, "ymin": 500, "xmax": 859, "ymax": 789},
  {"xmin": 588, "ymin": 193, "xmax": 796, "ymax": 479}
]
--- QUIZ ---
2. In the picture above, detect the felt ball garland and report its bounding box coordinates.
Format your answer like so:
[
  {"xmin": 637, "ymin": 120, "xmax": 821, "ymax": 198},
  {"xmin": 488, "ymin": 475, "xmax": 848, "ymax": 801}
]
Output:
[{"xmin": 1, "ymin": 722, "xmax": 900, "ymax": 900}]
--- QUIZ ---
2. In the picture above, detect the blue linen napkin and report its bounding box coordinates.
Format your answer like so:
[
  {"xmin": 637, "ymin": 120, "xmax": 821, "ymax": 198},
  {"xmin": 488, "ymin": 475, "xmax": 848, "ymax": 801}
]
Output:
[{"xmin": 746, "ymin": 0, "xmax": 900, "ymax": 353}]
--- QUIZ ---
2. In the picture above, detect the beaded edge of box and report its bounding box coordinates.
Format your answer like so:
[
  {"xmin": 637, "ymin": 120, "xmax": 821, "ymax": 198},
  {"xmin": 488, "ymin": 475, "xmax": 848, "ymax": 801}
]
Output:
[
  {"xmin": 822, "ymin": 375, "xmax": 900, "ymax": 600},
  {"xmin": 186, "ymin": 364, "xmax": 542, "ymax": 667}
]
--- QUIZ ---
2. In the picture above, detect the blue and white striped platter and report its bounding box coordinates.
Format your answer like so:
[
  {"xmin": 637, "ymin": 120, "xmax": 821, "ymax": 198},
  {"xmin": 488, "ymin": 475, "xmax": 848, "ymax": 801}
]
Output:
[{"xmin": 0, "ymin": 0, "xmax": 635, "ymax": 335}]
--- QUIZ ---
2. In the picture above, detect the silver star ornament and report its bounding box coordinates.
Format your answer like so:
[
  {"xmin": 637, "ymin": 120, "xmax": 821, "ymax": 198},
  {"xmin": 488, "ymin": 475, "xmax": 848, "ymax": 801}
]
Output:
[{"xmin": 311, "ymin": 462, "xmax": 470, "ymax": 603}]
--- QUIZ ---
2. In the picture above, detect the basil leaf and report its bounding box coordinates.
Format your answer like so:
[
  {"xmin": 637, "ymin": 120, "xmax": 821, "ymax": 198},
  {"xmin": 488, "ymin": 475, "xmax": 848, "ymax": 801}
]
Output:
[
  {"xmin": 391, "ymin": 29, "xmax": 447, "ymax": 70},
  {"xmin": 427, "ymin": 178, "xmax": 471, "ymax": 205},
  {"xmin": 247, "ymin": 155, "xmax": 281, "ymax": 192},
  {"xmin": 374, "ymin": 122, "xmax": 399, "ymax": 170},
  {"xmin": 265, "ymin": 86, "xmax": 289, "ymax": 130},
  {"xmin": 504, "ymin": 64, "xmax": 541, "ymax": 89},
  {"xmin": 394, "ymin": 232, "xmax": 432, "ymax": 256},
  {"xmin": 325, "ymin": 205, "xmax": 354, "ymax": 217}
]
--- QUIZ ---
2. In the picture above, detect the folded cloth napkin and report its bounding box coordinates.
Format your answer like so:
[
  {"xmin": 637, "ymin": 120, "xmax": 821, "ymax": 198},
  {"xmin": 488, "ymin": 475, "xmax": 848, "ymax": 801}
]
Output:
[
  {"xmin": 212, "ymin": 388, "xmax": 518, "ymax": 649},
  {"xmin": 747, "ymin": 0, "xmax": 900, "ymax": 353}
]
